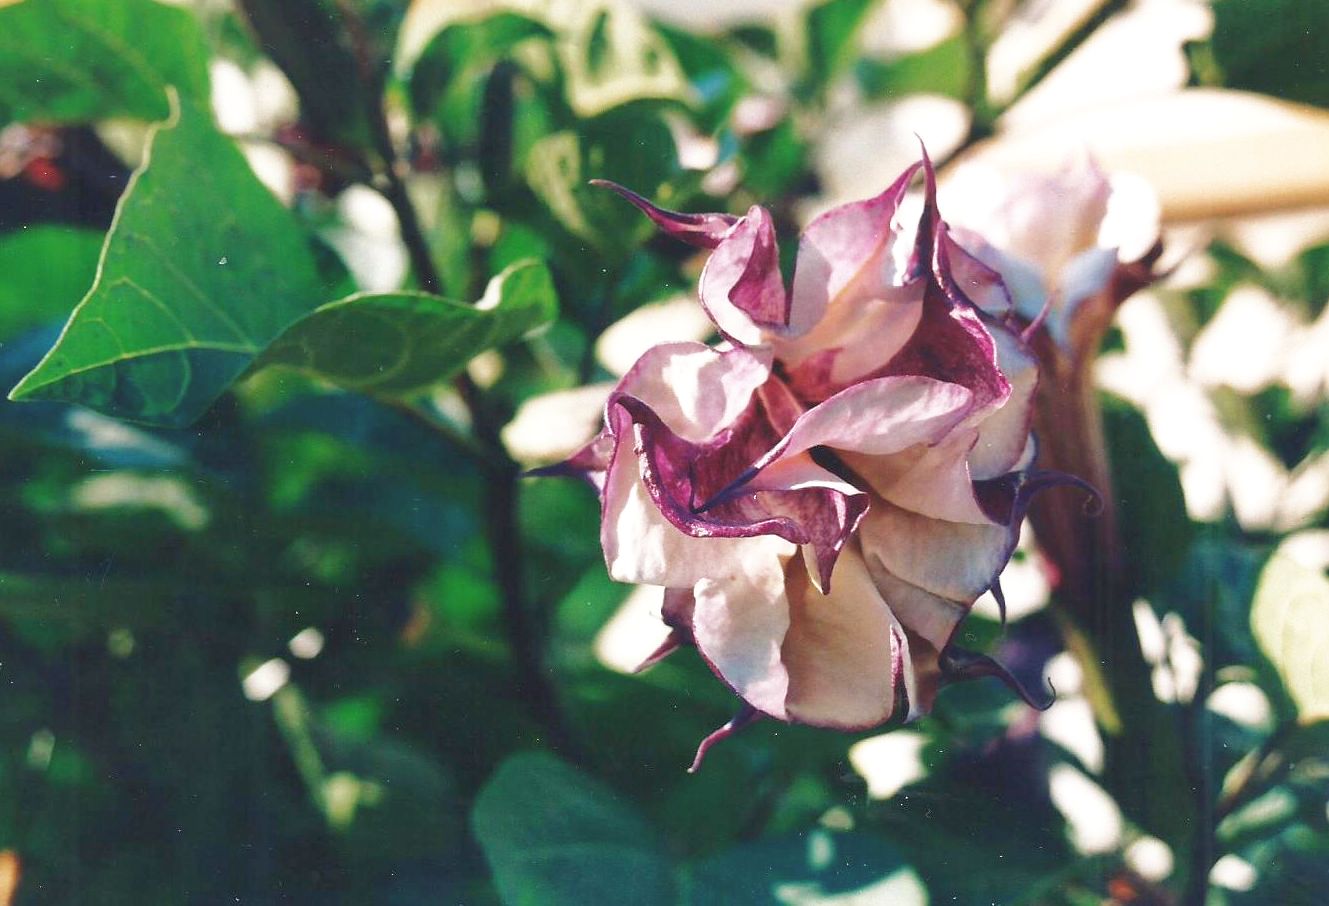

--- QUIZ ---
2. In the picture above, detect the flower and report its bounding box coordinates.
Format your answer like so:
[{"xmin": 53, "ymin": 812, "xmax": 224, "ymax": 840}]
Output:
[
  {"xmin": 940, "ymin": 156, "xmax": 1163, "ymax": 368},
  {"xmin": 541, "ymin": 156, "xmax": 1088, "ymax": 769}
]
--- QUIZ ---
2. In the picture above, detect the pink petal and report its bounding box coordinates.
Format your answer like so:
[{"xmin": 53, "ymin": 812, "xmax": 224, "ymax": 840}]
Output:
[
  {"xmin": 616, "ymin": 342, "xmax": 771, "ymax": 442},
  {"xmin": 935, "ymin": 225, "xmax": 1014, "ymax": 318},
  {"xmin": 599, "ymin": 412, "xmax": 797, "ymax": 586},
  {"xmin": 690, "ymin": 546, "xmax": 798, "ymax": 720},
  {"xmin": 592, "ymin": 179, "xmax": 738, "ymax": 248},
  {"xmin": 967, "ymin": 322, "xmax": 1038, "ymax": 480},
  {"xmin": 780, "ymin": 545, "xmax": 910, "ymax": 729},
  {"xmin": 698, "ymin": 206, "xmax": 789, "ymax": 344},
  {"xmin": 858, "ymin": 497, "xmax": 1016, "ymax": 605},
  {"xmin": 776, "ymin": 280, "xmax": 925, "ymax": 402},
  {"xmin": 611, "ymin": 396, "xmax": 867, "ymax": 590},
  {"xmin": 789, "ymin": 162, "xmax": 921, "ymax": 337}
]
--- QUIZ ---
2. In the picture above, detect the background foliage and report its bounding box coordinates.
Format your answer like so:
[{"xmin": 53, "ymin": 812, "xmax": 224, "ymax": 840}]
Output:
[{"xmin": 0, "ymin": 0, "xmax": 1327, "ymax": 903}]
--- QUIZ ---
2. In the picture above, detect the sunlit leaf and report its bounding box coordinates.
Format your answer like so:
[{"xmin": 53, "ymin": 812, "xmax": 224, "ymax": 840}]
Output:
[
  {"xmin": 258, "ymin": 259, "xmax": 557, "ymax": 395},
  {"xmin": 472, "ymin": 752, "xmax": 675, "ymax": 906},
  {"xmin": 804, "ymin": 0, "xmax": 874, "ymax": 90},
  {"xmin": 9, "ymin": 100, "xmax": 325, "ymax": 426},
  {"xmin": 1251, "ymin": 553, "xmax": 1329, "ymax": 722},
  {"xmin": 0, "ymin": 0, "xmax": 209, "ymax": 125}
]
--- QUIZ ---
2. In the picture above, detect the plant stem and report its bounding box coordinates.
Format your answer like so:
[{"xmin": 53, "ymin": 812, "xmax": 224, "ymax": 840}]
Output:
[{"xmin": 335, "ymin": 2, "xmax": 579, "ymax": 759}]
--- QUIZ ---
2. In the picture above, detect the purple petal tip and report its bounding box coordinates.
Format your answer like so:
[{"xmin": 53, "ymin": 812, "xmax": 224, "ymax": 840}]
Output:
[{"xmin": 688, "ymin": 704, "xmax": 760, "ymax": 773}]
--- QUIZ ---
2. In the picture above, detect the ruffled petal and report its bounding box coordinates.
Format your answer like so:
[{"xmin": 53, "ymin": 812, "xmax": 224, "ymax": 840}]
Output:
[
  {"xmin": 776, "ymin": 280, "xmax": 925, "ymax": 402},
  {"xmin": 789, "ymin": 162, "xmax": 921, "ymax": 336},
  {"xmin": 780, "ymin": 545, "xmax": 911, "ymax": 729},
  {"xmin": 698, "ymin": 206, "xmax": 789, "ymax": 344},
  {"xmin": 967, "ymin": 321, "xmax": 1039, "ymax": 480},
  {"xmin": 616, "ymin": 342, "xmax": 772, "ymax": 442},
  {"xmin": 690, "ymin": 544, "xmax": 798, "ymax": 719},
  {"xmin": 611, "ymin": 396, "xmax": 867, "ymax": 590},
  {"xmin": 599, "ymin": 409, "xmax": 797, "ymax": 586},
  {"xmin": 592, "ymin": 179, "xmax": 739, "ymax": 248},
  {"xmin": 858, "ymin": 496, "xmax": 1016, "ymax": 604}
]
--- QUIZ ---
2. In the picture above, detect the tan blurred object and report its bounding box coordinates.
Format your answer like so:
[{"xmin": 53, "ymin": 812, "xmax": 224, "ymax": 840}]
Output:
[
  {"xmin": 959, "ymin": 89, "xmax": 1329, "ymax": 221},
  {"xmin": 0, "ymin": 851, "xmax": 19, "ymax": 906}
]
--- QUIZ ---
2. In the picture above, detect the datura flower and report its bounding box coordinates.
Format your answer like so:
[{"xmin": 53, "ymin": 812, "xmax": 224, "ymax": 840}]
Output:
[{"xmin": 540, "ymin": 156, "xmax": 1092, "ymax": 770}]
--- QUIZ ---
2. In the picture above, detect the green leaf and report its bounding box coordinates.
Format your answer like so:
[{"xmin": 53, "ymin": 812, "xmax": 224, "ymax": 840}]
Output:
[
  {"xmin": 0, "ymin": 0, "xmax": 210, "ymax": 125},
  {"xmin": 525, "ymin": 109, "xmax": 680, "ymax": 253},
  {"xmin": 556, "ymin": 3, "xmax": 691, "ymax": 117},
  {"xmin": 805, "ymin": 0, "xmax": 875, "ymax": 89},
  {"xmin": 1251, "ymin": 553, "xmax": 1329, "ymax": 722},
  {"xmin": 0, "ymin": 226, "xmax": 103, "ymax": 340},
  {"xmin": 472, "ymin": 752, "xmax": 675, "ymax": 906},
  {"xmin": 682, "ymin": 830, "xmax": 925, "ymax": 905},
  {"xmin": 1103, "ymin": 393, "xmax": 1193, "ymax": 596},
  {"xmin": 1204, "ymin": 0, "xmax": 1329, "ymax": 108},
  {"xmin": 257, "ymin": 260, "xmax": 557, "ymax": 395},
  {"xmin": 236, "ymin": 0, "xmax": 376, "ymax": 148},
  {"xmin": 9, "ymin": 100, "xmax": 325, "ymax": 427}
]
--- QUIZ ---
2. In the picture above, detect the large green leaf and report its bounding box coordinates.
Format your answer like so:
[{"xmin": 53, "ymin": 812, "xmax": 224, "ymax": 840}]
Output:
[
  {"xmin": 9, "ymin": 100, "xmax": 325, "ymax": 426},
  {"xmin": 0, "ymin": 0, "xmax": 210, "ymax": 125},
  {"xmin": 258, "ymin": 260, "xmax": 557, "ymax": 395},
  {"xmin": 805, "ymin": 0, "xmax": 875, "ymax": 90},
  {"xmin": 1251, "ymin": 553, "xmax": 1329, "ymax": 722},
  {"xmin": 472, "ymin": 752, "xmax": 675, "ymax": 906},
  {"xmin": 682, "ymin": 830, "xmax": 925, "ymax": 905},
  {"xmin": 0, "ymin": 226, "xmax": 103, "ymax": 340}
]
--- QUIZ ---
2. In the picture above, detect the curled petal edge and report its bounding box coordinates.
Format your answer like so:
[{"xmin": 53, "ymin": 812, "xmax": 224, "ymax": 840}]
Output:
[
  {"xmin": 591, "ymin": 179, "xmax": 739, "ymax": 249},
  {"xmin": 939, "ymin": 645, "xmax": 1056, "ymax": 711}
]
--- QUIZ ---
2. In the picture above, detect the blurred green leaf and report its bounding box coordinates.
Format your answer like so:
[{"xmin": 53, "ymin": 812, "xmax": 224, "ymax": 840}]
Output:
[
  {"xmin": 1203, "ymin": 0, "xmax": 1329, "ymax": 108},
  {"xmin": 557, "ymin": 3, "xmax": 691, "ymax": 117},
  {"xmin": 524, "ymin": 108, "xmax": 680, "ymax": 254},
  {"xmin": 857, "ymin": 34, "xmax": 971, "ymax": 100},
  {"xmin": 0, "ymin": 226, "xmax": 103, "ymax": 340},
  {"xmin": 1251, "ymin": 553, "xmax": 1329, "ymax": 722},
  {"xmin": 682, "ymin": 829, "xmax": 925, "ymax": 905},
  {"xmin": 1103, "ymin": 393, "xmax": 1193, "ymax": 596},
  {"xmin": 804, "ymin": 0, "xmax": 874, "ymax": 90},
  {"xmin": 9, "ymin": 101, "xmax": 325, "ymax": 426},
  {"xmin": 0, "ymin": 0, "xmax": 209, "ymax": 125},
  {"xmin": 237, "ymin": 0, "xmax": 377, "ymax": 148},
  {"xmin": 258, "ymin": 259, "xmax": 557, "ymax": 395},
  {"xmin": 472, "ymin": 751, "xmax": 675, "ymax": 906},
  {"xmin": 409, "ymin": 12, "xmax": 553, "ymax": 147}
]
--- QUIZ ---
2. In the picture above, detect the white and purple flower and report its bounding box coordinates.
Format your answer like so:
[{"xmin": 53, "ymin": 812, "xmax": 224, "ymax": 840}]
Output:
[{"xmin": 540, "ymin": 156, "xmax": 1093, "ymax": 769}]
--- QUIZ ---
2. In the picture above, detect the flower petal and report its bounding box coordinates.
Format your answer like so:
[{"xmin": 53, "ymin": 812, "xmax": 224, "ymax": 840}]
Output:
[
  {"xmin": 858, "ymin": 496, "xmax": 1016, "ymax": 604},
  {"xmin": 617, "ymin": 342, "xmax": 772, "ymax": 442},
  {"xmin": 777, "ymin": 280, "xmax": 925, "ymax": 401},
  {"xmin": 698, "ymin": 206, "xmax": 789, "ymax": 344},
  {"xmin": 780, "ymin": 545, "xmax": 911, "ymax": 729},
  {"xmin": 967, "ymin": 322, "xmax": 1038, "ymax": 480},
  {"xmin": 592, "ymin": 179, "xmax": 738, "ymax": 248},
  {"xmin": 789, "ymin": 162, "xmax": 921, "ymax": 336},
  {"xmin": 611, "ymin": 396, "xmax": 867, "ymax": 589}
]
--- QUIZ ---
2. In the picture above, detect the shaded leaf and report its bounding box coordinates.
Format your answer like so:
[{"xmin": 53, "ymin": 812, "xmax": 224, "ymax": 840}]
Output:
[
  {"xmin": 682, "ymin": 830, "xmax": 925, "ymax": 905},
  {"xmin": 1204, "ymin": 0, "xmax": 1329, "ymax": 109},
  {"xmin": 9, "ymin": 100, "xmax": 325, "ymax": 426},
  {"xmin": 0, "ymin": 226, "xmax": 103, "ymax": 340},
  {"xmin": 237, "ymin": 0, "xmax": 376, "ymax": 148},
  {"xmin": 1104, "ymin": 394, "xmax": 1193, "ymax": 596},
  {"xmin": 0, "ymin": 0, "xmax": 209, "ymax": 125},
  {"xmin": 1251, "ymin": 553, "xmax": 1329, "ymax": 722},
  {"xmin": 472, "ymin": 752, "xmax": 675, "ymax": 906},
  {"xmin": 258, "ymin": 259, "xmax": 557, "ymax": 395}
]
